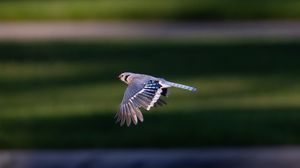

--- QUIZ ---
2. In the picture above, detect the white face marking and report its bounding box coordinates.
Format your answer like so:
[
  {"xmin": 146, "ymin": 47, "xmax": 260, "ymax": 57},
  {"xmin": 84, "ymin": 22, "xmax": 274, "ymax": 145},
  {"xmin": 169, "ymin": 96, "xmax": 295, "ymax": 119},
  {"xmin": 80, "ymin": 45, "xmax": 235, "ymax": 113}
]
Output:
[{"xmin": 118, "ymin": 73, "xmax": 131, "ymax": 84}]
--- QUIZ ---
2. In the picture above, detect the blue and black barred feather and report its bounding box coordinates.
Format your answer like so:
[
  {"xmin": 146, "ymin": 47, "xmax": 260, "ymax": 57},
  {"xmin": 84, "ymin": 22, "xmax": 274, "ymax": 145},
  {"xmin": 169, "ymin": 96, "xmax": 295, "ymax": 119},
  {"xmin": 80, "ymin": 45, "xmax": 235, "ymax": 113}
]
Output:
[{"xmin": 117, "ymin": 80, "xmax": 168, "ymax": 126}]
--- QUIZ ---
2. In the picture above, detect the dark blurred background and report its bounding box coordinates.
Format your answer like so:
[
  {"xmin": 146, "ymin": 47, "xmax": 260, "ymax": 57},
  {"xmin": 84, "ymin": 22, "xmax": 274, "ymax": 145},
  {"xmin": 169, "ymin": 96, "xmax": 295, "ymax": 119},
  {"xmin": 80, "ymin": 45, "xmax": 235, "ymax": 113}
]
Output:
[
  {"xmin": 1, "ymin": 0, "xmax": 300, "ymax": 21},
  {"xmin": 0, "ymin": 0, "xmax": 300, "ymax": 150}
]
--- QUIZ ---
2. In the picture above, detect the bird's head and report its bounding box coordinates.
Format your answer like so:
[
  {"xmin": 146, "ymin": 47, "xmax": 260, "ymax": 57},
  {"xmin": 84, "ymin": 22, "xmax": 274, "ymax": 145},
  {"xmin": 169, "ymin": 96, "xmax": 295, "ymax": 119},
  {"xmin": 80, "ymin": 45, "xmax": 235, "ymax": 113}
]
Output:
[{"xmin": 118, "ymin": 72, "xmax": 133, "ymax": 84}]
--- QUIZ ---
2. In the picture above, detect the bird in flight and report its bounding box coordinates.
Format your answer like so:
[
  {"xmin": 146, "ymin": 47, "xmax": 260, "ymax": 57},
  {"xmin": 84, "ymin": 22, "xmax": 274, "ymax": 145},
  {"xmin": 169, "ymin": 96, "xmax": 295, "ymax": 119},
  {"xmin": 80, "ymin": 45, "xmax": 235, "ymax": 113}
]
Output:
[{"xmin": 116, "ymin": 72, "xmax": 197, "ymax": 126}]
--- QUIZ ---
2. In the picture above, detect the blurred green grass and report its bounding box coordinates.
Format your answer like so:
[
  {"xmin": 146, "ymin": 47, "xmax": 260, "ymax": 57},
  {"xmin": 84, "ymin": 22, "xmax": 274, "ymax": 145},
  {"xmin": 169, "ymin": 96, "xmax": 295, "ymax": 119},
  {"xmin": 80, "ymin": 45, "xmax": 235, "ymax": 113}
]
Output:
[
  {"xmin": 0, "ymin": 40, "xmax": 300, "ymax": 148},
  {"xmin": 1, "ymin": 0, "xmax": 300, "ymax": 21}
]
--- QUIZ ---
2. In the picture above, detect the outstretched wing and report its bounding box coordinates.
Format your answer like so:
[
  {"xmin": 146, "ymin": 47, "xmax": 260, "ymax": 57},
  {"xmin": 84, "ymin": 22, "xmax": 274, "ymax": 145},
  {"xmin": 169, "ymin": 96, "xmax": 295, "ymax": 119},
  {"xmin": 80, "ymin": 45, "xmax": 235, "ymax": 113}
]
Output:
[{"xmin": 115, "ymin": 80, "xmax": 167, "ymax": 126}]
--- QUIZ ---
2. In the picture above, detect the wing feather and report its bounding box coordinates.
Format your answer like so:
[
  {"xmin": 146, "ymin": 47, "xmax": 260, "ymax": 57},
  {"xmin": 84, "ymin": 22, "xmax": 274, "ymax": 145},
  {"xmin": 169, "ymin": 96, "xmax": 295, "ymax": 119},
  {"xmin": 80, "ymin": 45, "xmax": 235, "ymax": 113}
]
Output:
[
  {"xmin": 116, "ymin": 80, "xmax": 168, "ymax": 126},
  {"xmin": 125, "ymin": 104, "xmax": 131, "ymax": 126},
  {"xmin": 128, "ymin": 103, "xmax": 138, "ymax": 125},
  {"xmin": 135, "ymin": 107, "xmax": 144, "ymax": 122}
]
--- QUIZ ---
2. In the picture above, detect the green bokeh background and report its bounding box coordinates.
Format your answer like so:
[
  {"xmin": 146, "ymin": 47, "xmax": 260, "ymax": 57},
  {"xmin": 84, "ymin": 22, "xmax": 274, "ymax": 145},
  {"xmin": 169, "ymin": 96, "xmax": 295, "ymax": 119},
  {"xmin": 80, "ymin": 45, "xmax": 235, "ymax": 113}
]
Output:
[
  {"xmin": 1, "ymin": 0, "xmax": 300, "ymax": 149},
  {"xmin": 1, "ymin": 0, "xmax": 300, "ymax": 21},
  {"xmin": 1, "ymin": 40, "xmax": 300, "ymax": 149}
]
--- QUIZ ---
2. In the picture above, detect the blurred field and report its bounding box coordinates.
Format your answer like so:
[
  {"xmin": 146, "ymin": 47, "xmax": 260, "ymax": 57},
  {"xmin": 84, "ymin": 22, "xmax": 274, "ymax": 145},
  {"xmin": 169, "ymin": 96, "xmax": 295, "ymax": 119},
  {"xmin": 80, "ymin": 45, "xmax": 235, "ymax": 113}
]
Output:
[
  {"xmin": 0, "ymin": 40, "xmax": 300, "ymax": 149},
  {"xmin": 1, "ymin": 0, "xmax": 300, "ymax": 21}
]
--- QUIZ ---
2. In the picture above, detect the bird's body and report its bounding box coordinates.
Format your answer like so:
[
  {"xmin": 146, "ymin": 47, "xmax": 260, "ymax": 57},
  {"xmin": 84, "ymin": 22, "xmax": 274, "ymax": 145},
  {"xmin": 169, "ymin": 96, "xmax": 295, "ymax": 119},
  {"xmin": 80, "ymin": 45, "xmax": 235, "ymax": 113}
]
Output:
[{"xmin": 116, "ymin": 72, "xmax": 197, "ymax": 126}]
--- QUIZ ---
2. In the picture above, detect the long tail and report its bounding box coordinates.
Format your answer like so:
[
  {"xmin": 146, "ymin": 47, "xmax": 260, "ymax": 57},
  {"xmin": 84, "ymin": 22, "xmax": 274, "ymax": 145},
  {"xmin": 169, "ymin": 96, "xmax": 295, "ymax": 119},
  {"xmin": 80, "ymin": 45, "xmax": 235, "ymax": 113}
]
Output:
[{"xmin": 164, "ymin": 81, "xmax": 197, "ymax": 92}]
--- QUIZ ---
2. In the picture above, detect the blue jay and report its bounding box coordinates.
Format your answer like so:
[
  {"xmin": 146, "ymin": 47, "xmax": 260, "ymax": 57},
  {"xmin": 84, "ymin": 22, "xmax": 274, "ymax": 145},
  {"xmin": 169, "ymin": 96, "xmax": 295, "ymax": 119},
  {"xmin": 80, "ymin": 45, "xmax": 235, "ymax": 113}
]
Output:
[{"xmin": 116, "ymin": 72, "xmax": 197, "ymax": 126}]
